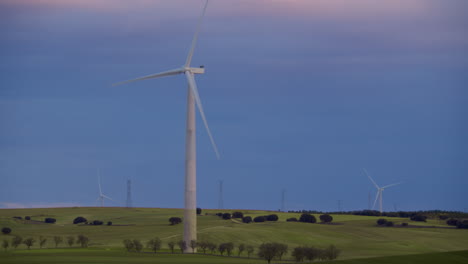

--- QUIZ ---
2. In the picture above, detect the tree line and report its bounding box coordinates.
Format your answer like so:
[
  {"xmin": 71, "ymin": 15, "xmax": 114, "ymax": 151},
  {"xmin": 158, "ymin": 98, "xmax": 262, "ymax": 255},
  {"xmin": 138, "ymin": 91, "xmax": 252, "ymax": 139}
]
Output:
[{"xmin": 2, "ymin": 234, "xmax": 90, "ymax": 251}]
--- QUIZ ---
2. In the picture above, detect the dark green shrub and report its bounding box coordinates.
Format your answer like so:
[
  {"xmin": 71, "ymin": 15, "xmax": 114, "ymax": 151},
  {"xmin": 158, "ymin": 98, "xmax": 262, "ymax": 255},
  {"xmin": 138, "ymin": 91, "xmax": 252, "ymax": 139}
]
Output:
[
  {"xmin": 25, "ymin": 216, "xmax": 31, "ymax": 221},
  {"xmin": 286, "ymin": 217, "xmax": 298, "ymax": 222},
  {"xmin": 266, "ymin": 214, "xmax": 279, "ymax": 221},
  {"xmin": 222, "ymin": 213, "xmax": 231, "ymax": 220},
  {"xmin": 45, "ymin": 218, "xmax": 56, "ymax": 224},
  {"xmin": 299, "ymin": 213, "xmax": 316, "ymax": 223},
  {"xmin": 232, "ymin": 212, "xmax": 244, "ymax": 218},
  {"xmin": 92, "ymin": 220, "xmax": 103, "ymax": 225},
  {"xmin": 377, "ymin": 219, "xmax": 387, "ymax": 225},
  {"xmin": 319, "ymin": 214, "xmax": 333, "ymax": 223},
  {"xmin": 385, "ymin": 221, "xmax": 394, "ymax": 227},
  {"xmin": 196, "ymin": 208, "xmax": 202, "ymax": 215},
  {"xmin": 242, "ymin": 216, "xmax": 252, "ymax": 223},
  {"xmin": 2, "ymin": 227, "xmax": 12, "ymax": 235},
  {"xmin": 253, "ymin": 216, "xmax": 266, "ymax": 222},
  {"xmin": 73, "ymin": 217, "xmax": 87, "ymax": 224},
  {"xmin": 169, "ymin": 217, "xmax": 182, "ymax": 225}
]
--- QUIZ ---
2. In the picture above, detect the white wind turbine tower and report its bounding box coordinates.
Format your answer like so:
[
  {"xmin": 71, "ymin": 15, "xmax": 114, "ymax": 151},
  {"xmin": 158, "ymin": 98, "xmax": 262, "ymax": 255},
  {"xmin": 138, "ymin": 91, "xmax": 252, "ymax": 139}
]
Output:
[
  {"xmin": 363, "ymin": 169, "xmax": 401, "ymax": 214},
  {"xmin": 113, "ymin": 0, "xmax": 219, "ymax": 251},
  {"xmin": 96, "ymin": 170, "xmax": 116, "ymax": 207}
]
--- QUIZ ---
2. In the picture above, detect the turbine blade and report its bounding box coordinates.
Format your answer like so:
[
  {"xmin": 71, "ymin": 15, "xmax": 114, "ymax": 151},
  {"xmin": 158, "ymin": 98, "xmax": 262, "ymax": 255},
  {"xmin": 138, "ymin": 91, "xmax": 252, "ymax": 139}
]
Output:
[
  {"xmin": 112, "ymin": 68, "xmax": 183, "ymax": 86},
  {"xmin": 98, "ymin": 169, "xmax": 102, "ymax": 195},
  {"xmin": 382, "ymin": 182, "xmax": 402, "ymax": 189},
  {"xmin": 185, "ymin": 0, "xmax": 209, "ymax": 67},
  {"xmin": 372, "ymin": 191, "xmax": 380, "ymax": 210},
  {"xmin": 102, "ymin": 195, "xmax": 115, "ymax": 201},
  {"xmin": 363, "ymin": 168, "xmax": 379, "ymax": 189},
  {"xmin": 185, "ymin": 71, "xmax": 220, "ymax": 159}
]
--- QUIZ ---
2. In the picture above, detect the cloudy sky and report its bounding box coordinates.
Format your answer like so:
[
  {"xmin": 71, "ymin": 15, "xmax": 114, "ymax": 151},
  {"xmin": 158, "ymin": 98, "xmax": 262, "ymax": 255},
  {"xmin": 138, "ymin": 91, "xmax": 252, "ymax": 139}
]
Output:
[{"xmin": 1, "ymin": 0, "xmax": 466, "ymax": 211}]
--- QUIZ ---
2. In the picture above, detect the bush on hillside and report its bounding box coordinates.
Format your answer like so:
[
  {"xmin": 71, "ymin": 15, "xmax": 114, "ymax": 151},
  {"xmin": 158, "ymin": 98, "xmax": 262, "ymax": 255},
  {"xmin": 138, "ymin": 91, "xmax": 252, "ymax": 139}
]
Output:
[
  {"xmin": 107, "ymin": 221, "xmax": 112, "ymax": 226},
  {"xmin": 447, "ymin": 218, "xmax": 459, "ymax": 226},
  {"xmin": 266, "ymin": 214, "xmax": 279, "ymax": 221},
  {"xmin": 439, "ymin": 215, "xmax": 449, "ymax": 220},
  {"xmin": 216, "ymin": 213, "xmax": 223, "ymax": 217},
  {"xmin": 169, "ymin": 217, "xmax": 182, "ymax": 225},
  {"xmin": 456, "ymin": 220, "xmax": 468, "ymax": 229},
  {"xmin": 197, "ymin": 208, "xmax": 202, "ymax": 215},
  {"xmin": 222, "ymin": 213, "xmax": 231, "ymax": 220},
  {"xmin": 232, "ymin": 212, "xmax": 244, "ymax": 218},
  {"xmin": 45, "ymin": 218, "xmax": 56, "ymax": 224},
  {"xmin": 286, "ymin": 217, "xmax": 298, "ymax": 222},
  {"xmin": 92, "ymin": 220, "xmax": 103, "ymax": 225},
  {"xmin": 25, "ymin": 216, "xmax": 31, "ymax": 220},
  {"xmin": 385, "ymin": 221, "xmax": 394, "ymax": 227},
  {"xmin": 253, "ymin": 216, "xmax": 266, "ymax": 223},
  {"xmin": 319, "ymin": 214, "xmax": 333, "ymax": 223},
  {"xmin": 12, "ymin": 216, "xmax": 22, "ymax": 220},
  {"xmin": 377, "ymin": 219, "xmax": 387, "ymax": 226},
  {"xmin": 299, "ymin": 213, "xmax": 316, "ymax": 223},
  {"xmin": 401, "ymin": 222, "xmax": 408, "ymax": 227},
  {"xmin": 242, "ymin": 216, "xmax": 252, "ymax": 223},
  {"xmin": 2, "ymin": 227, "xmax": 12, "ymax": 235},
  {"xmin": 410, "ymin": 214, "xmax": 427, "ymax": 222},
  {"xmin": 73, "ymin": 217, "xmax": 87, "ymax": 224}
]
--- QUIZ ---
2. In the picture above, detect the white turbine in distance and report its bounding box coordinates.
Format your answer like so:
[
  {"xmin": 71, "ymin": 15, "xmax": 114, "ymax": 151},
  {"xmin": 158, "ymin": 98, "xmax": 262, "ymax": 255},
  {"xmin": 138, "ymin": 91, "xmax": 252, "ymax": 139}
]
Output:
[
  {"xmin": 96, "ymin": 170, "xmax": 116, "ymax": 207},
  {"xmin": 363, "ymin": 168, "xmax": 401, "ymax": 214},
  {"xmin": 113, "ymin": 0, "xmax": 219, "ymax": 252}
]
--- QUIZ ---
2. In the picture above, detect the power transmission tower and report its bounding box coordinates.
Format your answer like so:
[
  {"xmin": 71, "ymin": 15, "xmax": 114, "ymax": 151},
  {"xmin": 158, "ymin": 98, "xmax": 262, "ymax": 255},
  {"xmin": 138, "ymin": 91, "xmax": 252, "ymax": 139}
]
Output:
[
  {"xmin": 281, "ymin": 189, "xmax": 286, "ymax": 212},
  {"xmin": 218, "ymin": 180, "xmax": 224, "ymax": 209},
  {"xmin": 126, "ymin": 179, "xmax": 132, "ymax": 208}
]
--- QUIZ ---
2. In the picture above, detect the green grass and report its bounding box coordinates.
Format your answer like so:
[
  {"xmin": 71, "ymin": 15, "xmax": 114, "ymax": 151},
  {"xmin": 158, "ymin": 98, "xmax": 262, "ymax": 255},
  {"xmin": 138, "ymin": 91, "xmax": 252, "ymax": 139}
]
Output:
[
  {"xmin": 1, "ymin": 207, "xmax": 467, "ymax": 261},
  {"xmin": 1, "ymin": 248, "xmax": 467, "ymax": 264}
]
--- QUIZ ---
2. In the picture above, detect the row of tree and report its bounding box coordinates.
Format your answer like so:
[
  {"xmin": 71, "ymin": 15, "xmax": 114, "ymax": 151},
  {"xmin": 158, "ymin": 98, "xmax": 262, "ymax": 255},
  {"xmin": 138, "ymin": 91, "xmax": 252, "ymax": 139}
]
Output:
[
  {"xmin": 2, "ymin": 234, "xmax": 90, "ymax": 251},
  {"xmin": 121, "ymin": 238, "xmax": 340, "ymax": 263}
]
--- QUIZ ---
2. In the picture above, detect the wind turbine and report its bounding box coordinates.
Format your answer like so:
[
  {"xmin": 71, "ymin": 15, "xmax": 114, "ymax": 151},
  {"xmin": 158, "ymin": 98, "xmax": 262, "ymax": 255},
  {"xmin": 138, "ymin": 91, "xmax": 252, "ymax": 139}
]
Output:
[
  {"xmin": 363, "ymin": 169, "xmax": 401, "ymax": 214},
  {"xmin": 113, "ymin": 0, "xmax": 219, "ymax": 251},
  {"xmin": 96, "ymin": 169, "xmax": 116, "ymax": 207}
]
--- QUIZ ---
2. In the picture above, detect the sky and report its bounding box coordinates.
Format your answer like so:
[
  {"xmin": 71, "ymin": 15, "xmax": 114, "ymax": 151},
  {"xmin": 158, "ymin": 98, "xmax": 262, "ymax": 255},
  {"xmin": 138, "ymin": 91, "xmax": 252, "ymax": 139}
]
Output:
[{"xmin": 0, "ymin": 0, "xmax": 467, "ymax": 212}]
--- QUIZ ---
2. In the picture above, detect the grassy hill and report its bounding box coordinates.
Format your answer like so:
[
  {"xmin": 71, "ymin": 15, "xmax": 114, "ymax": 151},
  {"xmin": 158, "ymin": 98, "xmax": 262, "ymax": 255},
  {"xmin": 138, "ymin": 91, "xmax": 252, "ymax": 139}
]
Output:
[{"xmin": 1, "ymin": 207, "xmax": 467, "ymax": 262}]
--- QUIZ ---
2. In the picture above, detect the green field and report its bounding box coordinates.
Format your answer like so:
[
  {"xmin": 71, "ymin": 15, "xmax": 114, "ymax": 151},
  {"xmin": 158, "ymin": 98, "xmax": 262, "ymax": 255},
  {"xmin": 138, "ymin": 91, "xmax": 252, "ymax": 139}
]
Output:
[{"xmin": 1, "ymin": 207, "xmax": 467, "ymax": 263}]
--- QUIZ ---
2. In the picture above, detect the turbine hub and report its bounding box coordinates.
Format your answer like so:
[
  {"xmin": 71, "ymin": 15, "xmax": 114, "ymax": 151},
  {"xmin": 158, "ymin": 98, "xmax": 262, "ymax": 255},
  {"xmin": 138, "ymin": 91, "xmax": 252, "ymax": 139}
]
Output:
[{"xmin": 185, "ymin": 67, "xmax": 205, "ymax": 74}]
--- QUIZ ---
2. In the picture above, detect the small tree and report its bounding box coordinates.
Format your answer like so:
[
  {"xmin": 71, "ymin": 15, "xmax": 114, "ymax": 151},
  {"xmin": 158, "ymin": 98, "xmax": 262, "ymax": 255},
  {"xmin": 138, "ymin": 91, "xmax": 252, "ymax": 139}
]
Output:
[
  {"xmin": 266, "ymin": 214, "xmax": 279, "ymax": 221},
  {"xmin": 276, "ymin": 243, "xmax": 288, "ymax": 260},
  {"xmin": 258, "ymin": 243, "xmax": 278, "ymax": 264},
  {"xmin": 222, "ymin": 213, "xmax": 231, "ymax": 220},
  {"xmin": 123, "ymin": 239, "xmax": 134, "ymax": 252},
  {"xmin": 225, "ymin": 242, "xmax": 234, "ymax": 256},
  {"xmin": 23, "ymin": 237, "xmax": 35, "ymax": 250},
  {"xmin": 254, "ymin": 216, "xmax": 266, "ymax": 223},
  {"xmin": 286, "ymin": 217, "xmax": 298, "ymax": 222},
  {"xmin": 218, "ymin": 243, "xmax": 227, "ymax": 255},
  {"xmin": 292, "ymin": 247, "xmax": 306, "ymax": 262},
  {"xmin": 457, "ymin": 220, "xmax": 468, "ymax": 229},
  {"xmin": 190, "ymin": 240, "xmax": 197, "ymax": 253},
  {"xmin": 386, "ymin": 221, "xmax": 394, "ymax": 227},
  {"xmin": 39, "ymin": 236, "xmax": 47, "ymax": 248},
  {"xmin": 1, "ymin": 227, "xmax": 12, "ymax": 235},
  {"xmin": 66, "ymin": 236, "xmax": 75, "ymax": 247},
  {"xmin": 198, "ymin": 241, "xmax": 208, "ymax": 253},
  {"xmin": 319, "ymin": 214, "xmax": 333, "ymax": 223},
  {"xmin": 44, "ymin": 218, "xmax": 56, "ymax": 224},
  {"xmin": 377, "ymin": 218, "xmax": 388, "ymax": 226},
  {"xmin": 25, "ymin": 216, "xmax": 31, "ymax": 220},
  {"xmin": 299, "ymin": 213, "xmax": 316, "ymax": 223},
  {"xmin": 238, "ymin": 243, "xmax": 245, "ymax": 256},
  {"xmin": 107, "ymin": 221, "xmax": 112, "ymax": 226},
  {"xmin": 133, "ymin": 239, "xmax": 143, "ymax": 252},
  {"xmin": 73, "ymin": 217, "xmax": 87, "ymax": 224},
  {"xmin": 2, "ymin": 240, "xmax": 9, "ymax": 252},
  {"xmin": 12, "ymin": 236, "xmax": 22, "ymax": 249},
  {"xmin": 208, "ymin": 242, "xmax": 217, "ymax": 254},
  {"xmin": 410, "ymin": 214, "xmax": 427, "ymax": 222},
  {"xmin": 147, "ymin": 238, "xmax": 162, "ymax": 253},
  {"xmin": 232, "ymin": 212, "xmax": 244, "ymax": 218},
  {"xmin": 53, "ymin": 236, "xmax": 63, "ymax": 248},
  {"xmin": 323, "ymin": 245, "xmax": 341, "ymax": 260},
  {"xmin": 304, "ymin": 247, "xmax": 319, "ymax": 262},
  {"xmin": 177, "ymin": 240, "xmax": 187, "ymax": 253},
  {"xmin": 197, "ymin": 208, "xmax": 202, "ymax": 215},
  {"xmin": 246, "ymin": 245, "xmax": 254, "ymax": 258},
  {"xmin": 92, "ymin": 220, "xmax": 103, "ymax": 225},
  {"xmin": 168, "ymin": 241, "xmax": 176, "ymax": 253},
  {"xmin": 447, "ymin": 218, "xmax": 459, "ymax": 226},
  {"xmin": 77, "ymin": 234, "xmax": 89, "ymax": 248},
  {"xmin": 169, "ymin": 217, "xmax": 182, "ymax": 225},
  {"xmin": 242, "ymin": 216, "xmax": 252, "ymax": 223}
]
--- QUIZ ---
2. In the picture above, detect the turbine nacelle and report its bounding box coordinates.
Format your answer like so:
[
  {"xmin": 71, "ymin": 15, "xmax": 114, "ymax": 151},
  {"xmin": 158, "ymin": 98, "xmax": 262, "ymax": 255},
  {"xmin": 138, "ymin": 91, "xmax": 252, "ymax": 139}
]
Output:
[{"xmin": 185, "ymin": 67, "xmax": 205, "ymax": 74}]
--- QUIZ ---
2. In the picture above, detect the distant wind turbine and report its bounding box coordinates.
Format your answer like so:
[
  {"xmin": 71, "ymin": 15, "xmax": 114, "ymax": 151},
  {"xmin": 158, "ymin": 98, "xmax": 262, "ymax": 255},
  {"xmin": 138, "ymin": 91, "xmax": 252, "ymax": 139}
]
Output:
[
  {"xmin": 113, "ymin": 0, "xmax": 218, "ymax": 251},
  {"xmin": 363, "ymin": 168, "xmax": 401, "ymax": 214},
  {"xmin": 96, "ymin": 169, "xmax": 116, "ymax": 207}
]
